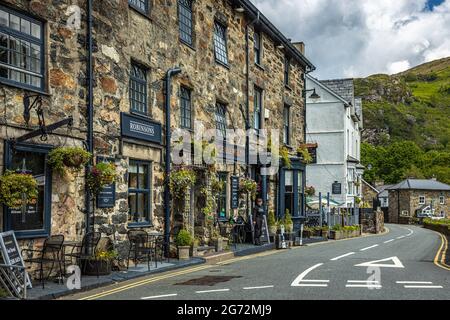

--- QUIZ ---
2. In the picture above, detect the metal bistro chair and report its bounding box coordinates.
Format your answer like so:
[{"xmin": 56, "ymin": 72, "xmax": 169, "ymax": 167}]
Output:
[
  {"xmin": 64, "ymin": 232, "xmax": 101, "ymax": 278},
  {"xmin": 127, "ymin": 230, "xmax": 156, "ymax": 271},
  {"xmin": 22, "ymin": 235, "xmax": 65, "ymax": 289}
]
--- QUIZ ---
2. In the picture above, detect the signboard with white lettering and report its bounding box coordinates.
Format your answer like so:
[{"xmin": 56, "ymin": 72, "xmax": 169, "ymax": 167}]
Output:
[
  {"xmin": 230, "ymin": 176, "xmax": 239, "ymax": 209},
  {"xmin": 96, "ymin": 156, "xmax": 116, "ymax": 208},
  {"xmin": 121, "ymin": 113, "xmax": 162, "ymax": 144},
  {"xmin": 332, "ymin": 182, "xmax": 342, "ymax": 195},
  {"xmin": 0, "ymin": 231, "xmax": 32, "ymax": 288}
]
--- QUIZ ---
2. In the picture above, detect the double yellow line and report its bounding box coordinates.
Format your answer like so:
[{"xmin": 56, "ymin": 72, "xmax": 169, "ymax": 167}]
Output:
[
  {"xmin": 78, "ymin": 250, "xmax": 280, "ymax": 300},
  {"xmin": 434, "ymin": 232, "xmax": 450, "ymax": 271}
]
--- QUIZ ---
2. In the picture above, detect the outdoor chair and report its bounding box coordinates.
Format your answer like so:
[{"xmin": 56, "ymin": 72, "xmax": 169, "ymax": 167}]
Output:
[
  {"xmin": 127, "ymin": 230, "xmax": 156, "ymax": 271},
  {"xmin": 22, "ymin": 234, "xmax": 64, "ymax": 289},
  {"xmin": 64, "ymin": 232, "xmax": 101, "ymax": 278}
]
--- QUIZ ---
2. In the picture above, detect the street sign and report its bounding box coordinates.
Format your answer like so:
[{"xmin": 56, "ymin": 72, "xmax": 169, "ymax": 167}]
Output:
[
  {"xmin": 230, "ymin": 176, "xmax": 239, "ymax": 209},
  {"xmin": 0, "ymin": 231, "xmax": 32, "ymax": 288},
  {"xmin": 355, "ymin": 256, "xmax": 405, "ymax": 268}
]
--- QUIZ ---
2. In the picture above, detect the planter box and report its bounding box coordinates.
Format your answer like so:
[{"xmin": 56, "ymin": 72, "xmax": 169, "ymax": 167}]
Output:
[
  {"xmin": 329, "ymin": 230, "xmax": 344, "ymax": 240},
  {"xmin": 81, "ymin": 259, "xmax": 112, "ymax": 276},
  {"xmin": 178, "ymin": 246, "xmax": 190, "ymax": 260},
  {"xmin": 214, "ymin": 239, "xmax": 224, "ymax": 252}
]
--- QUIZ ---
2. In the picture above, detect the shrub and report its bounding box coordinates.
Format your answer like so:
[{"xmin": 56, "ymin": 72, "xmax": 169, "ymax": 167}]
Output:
[
  {"xmin": 0, "ymin": 171, "xmax": 38, "ymax": 209},
  {"xmin": 169, "ymin": 168, "xmax": 196, "ymax": 200},
  {"xmin": 48, "ymin": 147, "xmax": 91, "ymax": 175},
  {"xmin": 175, "ymin": 230, "xmax": 193, "ymax": 247},
  {"xmin": 332, "ymin": 224, "xmax": 342, "ymax": 231},
  {"xmin": 239, "ymin": 178, "xmax": 257, "ymax": 200},
  {"xmin": 267, "ymin": 210, "xmax": 276, "ymax": 227}
]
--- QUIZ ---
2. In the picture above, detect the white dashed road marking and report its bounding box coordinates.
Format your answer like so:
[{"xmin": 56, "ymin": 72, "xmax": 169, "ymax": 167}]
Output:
[
  {"xmin": 346, "ymin": 284, "xmax": 382, "ymax": 289},
  {"xmin": 330, "ymin": 252, "xmax": 355, "ymax": 261},
  {"xmin": 384, "ymin": 239, "xmax": 395, "ymax": 243},
  {"xmin": 396, "ymin": 281, "xmax": 443, "ymax": 289},
  {"xmin": 396, "ymin": 281, "xmax": 433, "ymax": 284},
  {"xmin": 404, "ymin": 285, "xmax": 443, "ymax": 289},
  {"xmin": 397, "ymin": 236, "xmax": 406, "ymax": 239},
  {"xmin": 360, "ymin": 244, "xmax": 379, "ymax": 251},
  {"xmin": 196, "ymin": 289, "xmax": 230, "ymax": 294},
  {"xmin": 243, "ymin": 285, "xmax": 274, "ymax": 290},
  {"xmin": 141, "ymin": 294, "xmax": 178, "ymax": 300}
]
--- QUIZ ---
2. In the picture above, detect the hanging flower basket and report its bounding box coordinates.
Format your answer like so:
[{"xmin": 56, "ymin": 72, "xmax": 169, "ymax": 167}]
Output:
[
  {"xmin": 280, "ymin": 146, "xmax": 292, "ymax": 169},
  {"xmin": 86, "ymin": 162, "xmax": 117, "ymax": 196},
  {"xmin": 48, "ymin": 147, "xmax": 92, "ymax": 175},
  {"xmin": 297, "ymin": 146, "xmax": 313, "ymax": 164},
  {"xmin": 239, "ymin": 178, "xmax": 257, "ymax": 200},
  {"xmin": 169, "ymin": 168, "xmax": 196, "ymax": 200},
  {"xmin": 0, "ymin": 171, "xmax": 38, "ymax": 209}
]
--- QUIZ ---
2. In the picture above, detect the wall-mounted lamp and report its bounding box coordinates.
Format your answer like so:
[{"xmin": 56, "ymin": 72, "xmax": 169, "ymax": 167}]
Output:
[
  {"xmin": 305, "ymin": 88, "xmax": 321, "ymax": 101},
  {"xmin": 235, "ymin": 7, "xmax": 245, "ymax": 13}
]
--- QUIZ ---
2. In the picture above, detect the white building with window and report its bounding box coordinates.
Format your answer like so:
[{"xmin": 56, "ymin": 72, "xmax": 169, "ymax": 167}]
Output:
[{"xmin": 305, "ymin": 76, "xmax": 364, "ymax": 207}]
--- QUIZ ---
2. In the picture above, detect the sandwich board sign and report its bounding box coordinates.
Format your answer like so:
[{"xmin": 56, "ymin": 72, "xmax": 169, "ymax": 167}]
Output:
[
  {"xmin": 0, "ymin": 231, "xmax": 32, "ymax": 289},
  {"xmin": 260, "ymin": 215, "xmax": 270, "ymax": 244}
]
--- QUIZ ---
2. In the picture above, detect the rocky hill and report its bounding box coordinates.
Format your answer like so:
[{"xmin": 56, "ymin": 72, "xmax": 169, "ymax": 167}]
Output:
[{"xmin": 355, "ymin": 57, "xmax": 450, "ymax": 150}]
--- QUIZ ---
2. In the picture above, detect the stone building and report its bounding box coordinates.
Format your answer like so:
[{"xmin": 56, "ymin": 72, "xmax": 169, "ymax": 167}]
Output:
[
  {"xmin": 388, "ymin": 179, "xmax": 450, "ymax": 224},
  {"xmin": 0, "ymin": 0, "xmax": 314, "ymax": 258}
]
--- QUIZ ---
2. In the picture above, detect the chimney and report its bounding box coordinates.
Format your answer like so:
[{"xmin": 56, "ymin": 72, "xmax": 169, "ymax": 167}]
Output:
[{"xmin": 292, "ymin": 41, "xmax": 305, "ymax": 55}]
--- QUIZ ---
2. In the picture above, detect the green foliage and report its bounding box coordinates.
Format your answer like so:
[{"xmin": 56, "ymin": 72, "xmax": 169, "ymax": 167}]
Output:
[
  {"xmin": 0, "ymin": 287, "xmax": 9, "ymax": 298},
  {"xmin": 87, "ymin": 162, "xmax": 117, "ymax": 196},
  {"xmin": 267, "ymin": 210, "xmax": 276, "ymax": 227},
  {"xmin": 343, "ymin": 225, "xmax": 360, "ymax": 231},
  {"xmin": 332, "ymin": 224, "xmax": 342, "ymax": 231},
  {"xmin": 211, "ymin": 177, "xmax": 225, "ymax": 195},
  {"xmin": 423, "ymin": 218, "xmax": 450, "ymax": 227},
  {"xmin": 175, "ymin": 230, "xmax": 193, "ymax": 247},
  {"xmin": 280, "ymin": 146, "xmax": 291, "ymax": 169},
  {"xmin": 95, "ymin": 250, "xmax": 118, "ymax": 261},
  {"xmin": 0, "ymin": 171, "xmax": 38, "ymax": 209},
  {"xmin": 283, "ymin": 209, "xmax": 293, "ymax": 232},
  {"xmin": 297, "ymin": 146, "xmax": 313, "ymax": 164},
  {"xmin": 48, "ymin": 147, "xmax": 92, "ymax": 176},
  {"xmin": 169, "ymin": 168, "xmax": 196, "ymax": 200}
]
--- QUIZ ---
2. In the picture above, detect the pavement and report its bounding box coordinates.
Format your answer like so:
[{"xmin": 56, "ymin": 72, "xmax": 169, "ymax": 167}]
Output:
[{"xmin": 64, "ymin": 224, "xmax": 450, "ymax": 300}]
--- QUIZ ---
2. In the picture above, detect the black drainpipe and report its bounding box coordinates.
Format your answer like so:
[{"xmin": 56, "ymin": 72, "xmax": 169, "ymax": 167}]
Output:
[
  {"xmin": 164, "ymin": 67, "xmax": 182, "ymax": 256},
  {"xmin": 85, "ymin": 0, "xmax": 94, "ymax": 234}
]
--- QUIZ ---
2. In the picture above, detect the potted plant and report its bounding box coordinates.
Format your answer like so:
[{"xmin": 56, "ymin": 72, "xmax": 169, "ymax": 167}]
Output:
[
  {"xmin": 302, "ymin": 226, "xmax": 313, "ymax": 238},
  {"xmin": 283, "ymin": 209, "xmax": 294, "ymax": 233},
  {"xmin": 0, "ymin": 171, "xmax": 38, "ymax": 209},
  {"xmin": 86, "ymin": 162, "xmax": 117, "ymax": 196},
  {"xmin": 169, "ymin": 168, "xmax": 196, "ymax": 200},
  {"xmin": 267, "ymin": 210, "xmax": 277, "ymax": 235},
  {"xmin": 297, "ymin": 146, "xmax": 313, "ymax": 164},
  {"xmin": 175, "ymin": 229, "xmax": 193, "ymax": 260},
  {"xmin": 321, "ymin": 226, "xmax": 330, "ymax": 238},
  {"xmin": 330, "ymin": 224, "xmax": 343, "ymax": 240},
  {"xmin": 81, "ymin": 249, "xmax": 118, "ymax": 276},
  {"xmin": 48, "ymin": 146, "xmax": 91, "ymax": 175}
]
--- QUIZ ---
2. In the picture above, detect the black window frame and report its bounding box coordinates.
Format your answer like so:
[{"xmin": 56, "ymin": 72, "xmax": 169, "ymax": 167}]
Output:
[
  {"xmin": 215, "ymin": 102, "xmax": 228, "ymax": 138},
  {"xmin": 254, "ymin": 31, "xmax": 261, "ymax": 65},
  {"xmin": 129, "ymin": 61, "xmax": 148, "ymax": 115},
  {"xmin": 128, "ymin": 0, "xmax": 149, "ymax": 14},
  {"xmin": 178, "ymin": 0, "xmax": 194, "ymax": 46},
  {"xmin": 283, "ymin": 104, "xmax": 290, "ymax": 145},
  {"xmin": 0, "ymin": 5, "xmax": 45, "ymax": 92},
  {"xmin": 128, "ymin": 160, "xmax": 152, "ymax": 227},
  {"xmin": 253, "ymin": 86, "xmax": 263, "ymax": 130},
  {"xmin": 180, "ymin": 86, "xmax": 192, "ymax": 130},
  {"xmin": 284, "ymin": 55, "xmax": 291, "ymax": 87},
  {"xmin": 213, "ymin": 21, "xmax": 229, "ymax": 67}
]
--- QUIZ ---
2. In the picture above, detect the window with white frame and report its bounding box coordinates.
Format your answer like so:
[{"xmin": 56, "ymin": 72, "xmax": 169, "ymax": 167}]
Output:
[
  {"xmin": 419, "ymin": 196, "xmax": 425, "ymax": 205},
  {"xmin": 439, "ymin": 196, "xmax": 445, "ymax": 205}
]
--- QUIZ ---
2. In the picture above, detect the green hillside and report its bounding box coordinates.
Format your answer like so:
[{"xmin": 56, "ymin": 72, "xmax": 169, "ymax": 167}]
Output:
[{"xmin": 355, "ymin": 57, "xmax": 450, "ymax": 185}]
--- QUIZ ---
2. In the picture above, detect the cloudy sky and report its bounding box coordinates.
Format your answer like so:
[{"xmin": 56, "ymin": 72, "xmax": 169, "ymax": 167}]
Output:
[{"xmin": 253, "ymin": 0, "xmax": 450, "ymax": 79}]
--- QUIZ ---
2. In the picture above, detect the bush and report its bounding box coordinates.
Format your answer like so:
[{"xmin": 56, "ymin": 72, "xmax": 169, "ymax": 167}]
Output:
[
  {"xmin": 169, "ymin": 169, "xmax": 196, "ymax": 200},
  {"xmin": 423, "ymin": 218, "xmax": 450, "ymax": 226},
  {"xmin": 267, "ymin": 210, "xmax": 276, "ymax": 227},
  {"xmin": 332, "ymin": 224, "xmax": 342, "ymax": 231},
  {"xmin": 175, "ymin": 230, "xmax": 193, "ymax": 247}
]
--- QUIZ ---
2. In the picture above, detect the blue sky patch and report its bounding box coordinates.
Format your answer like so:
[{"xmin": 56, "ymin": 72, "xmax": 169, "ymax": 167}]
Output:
[{"xmin": 425, "ymin": 0, "xmax": 445, "ymax": 11}]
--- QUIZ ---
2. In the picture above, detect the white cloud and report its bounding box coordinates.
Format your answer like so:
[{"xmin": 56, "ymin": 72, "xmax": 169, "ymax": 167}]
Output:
[
  {"xmin": 387, "ymin": 60, "xmax": 411, "ymax": 74},
  {"xmin": 252, "ymin": 0, "xmax": 450, "ymax": 79}
]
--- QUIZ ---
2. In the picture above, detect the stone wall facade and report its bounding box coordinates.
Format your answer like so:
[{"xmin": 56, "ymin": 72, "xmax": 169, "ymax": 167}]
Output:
[
  {"xmin": 0, "ymin": 0, "xmax": 313, "ymax": 264},
  {"xmin": 388, "ymin": 189, "xmax": 450, "ymax": 224}
]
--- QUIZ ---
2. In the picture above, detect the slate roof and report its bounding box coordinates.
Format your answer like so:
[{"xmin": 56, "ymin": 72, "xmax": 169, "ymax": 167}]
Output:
[
  {"xmin": 320, "ymin": 79, "xmax": 354, "ymax": 104},
  {"xmin": 378, "ymin": 185, "xmax": 395, "ymax": 197},
  {"xmin": 387, "ymin": 179, "xmax": 450, "ymax": 191}
]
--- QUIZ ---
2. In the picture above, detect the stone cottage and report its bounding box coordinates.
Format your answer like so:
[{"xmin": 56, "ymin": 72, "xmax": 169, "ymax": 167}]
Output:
[
  {"xmin": 0, "ymin": 0, "xmax": 315, "ymax": 260},
  {"xmin": 388, "ymin": 179, "xmax": 450, "ymax": 224}
]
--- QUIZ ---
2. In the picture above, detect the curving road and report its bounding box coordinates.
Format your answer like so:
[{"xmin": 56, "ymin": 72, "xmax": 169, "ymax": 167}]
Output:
[{"xmin": 68, "ymin": 224, "xmax": 450, "ymax": 300}]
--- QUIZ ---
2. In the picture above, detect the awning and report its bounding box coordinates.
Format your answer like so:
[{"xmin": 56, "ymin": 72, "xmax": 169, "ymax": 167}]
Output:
[{"xmin": 306, "ymin": 196, "xmax": 344, "ymax": 208}]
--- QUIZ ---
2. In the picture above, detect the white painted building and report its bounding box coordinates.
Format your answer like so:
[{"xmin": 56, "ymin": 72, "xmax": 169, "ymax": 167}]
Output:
[{"xmin": 305, "ymin": 75, "xmax": 364, "ymax": 207}]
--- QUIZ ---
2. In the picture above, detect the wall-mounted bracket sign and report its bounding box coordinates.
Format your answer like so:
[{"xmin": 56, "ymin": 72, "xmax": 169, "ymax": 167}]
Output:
[
  {"xmin": 332, "ymin": 181, "xmax": 342, "ymax": 195},
  {"xmin": 96, "ymin": 157, "xmax": 116, "ymax": 209},
  {"xmin": 121, "ymin": 113, "xmax": 162, "ymax": 145}
]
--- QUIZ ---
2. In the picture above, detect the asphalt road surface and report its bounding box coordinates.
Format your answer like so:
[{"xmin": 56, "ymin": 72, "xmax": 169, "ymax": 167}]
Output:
[{"xmin": 68, "ymin": 224, "xmax": 449, "ymax": 300}]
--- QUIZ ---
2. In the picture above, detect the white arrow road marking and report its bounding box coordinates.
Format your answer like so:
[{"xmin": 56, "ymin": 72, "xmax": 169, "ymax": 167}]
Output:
[
  {"xmin": 291, "ymin": 263, "xmax": 329, "ymax": 287},
  {"xmin": 355, "ymin": 256, "xmax": 405, "ymax": 268},
  {"xmin": 330, "ymin": 252, "xmax": 355, "ymax": 261},
  {"xmin": 141, "ymin": 293, "xmax": 178, "ymax": 300},
  {"xmin": 243, "ymin": 285, "xmax": 274, "ymax": 290},
  {"xmin": 360, "ymin": 244, "xmax": 379, "ymax": 251},
  {"xmin": 196, "ymin": 289, "xmax": 230, "ymax": 294},
  {"xmin": 384, "ymin": 239, "xmax": 395, "ymax": 243},
  {"xmin": 405, "ymin": 228, "xmax": 414, "ymax": 236}
]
